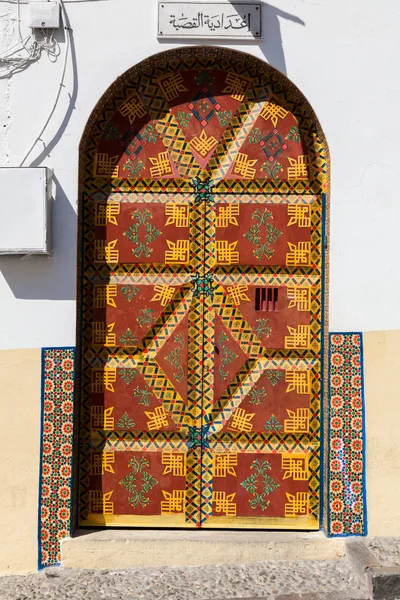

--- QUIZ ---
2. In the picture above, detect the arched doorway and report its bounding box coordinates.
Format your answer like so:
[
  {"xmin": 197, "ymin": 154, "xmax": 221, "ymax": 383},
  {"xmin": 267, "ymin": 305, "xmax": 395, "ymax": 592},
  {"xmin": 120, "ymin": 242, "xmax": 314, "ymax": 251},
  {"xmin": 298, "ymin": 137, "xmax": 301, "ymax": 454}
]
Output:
[{"xmin": 76, "ymin": 47, "xmax": 329, "ymax": 530}]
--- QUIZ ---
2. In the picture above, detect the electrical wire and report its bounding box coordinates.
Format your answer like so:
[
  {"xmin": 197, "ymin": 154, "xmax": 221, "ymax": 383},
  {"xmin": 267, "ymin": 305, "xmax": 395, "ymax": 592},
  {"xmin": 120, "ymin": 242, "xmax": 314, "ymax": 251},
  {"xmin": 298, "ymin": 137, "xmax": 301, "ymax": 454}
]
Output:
[{"xmin": 19, "ymin": 0, "xmax": 71, "ymax": 166}]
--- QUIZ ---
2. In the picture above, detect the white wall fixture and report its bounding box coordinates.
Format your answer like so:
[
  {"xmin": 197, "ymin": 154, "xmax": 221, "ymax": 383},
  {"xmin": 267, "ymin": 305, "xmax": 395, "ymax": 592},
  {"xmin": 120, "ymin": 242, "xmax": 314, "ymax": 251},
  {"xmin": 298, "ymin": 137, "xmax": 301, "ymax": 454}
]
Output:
[
  {"xmin": 0, "ymin": 168, "xmax": 52, "ymax": 255},
  {"xmin": 28, "ymin": 1, "xmax": 60, "ymax": 29}
]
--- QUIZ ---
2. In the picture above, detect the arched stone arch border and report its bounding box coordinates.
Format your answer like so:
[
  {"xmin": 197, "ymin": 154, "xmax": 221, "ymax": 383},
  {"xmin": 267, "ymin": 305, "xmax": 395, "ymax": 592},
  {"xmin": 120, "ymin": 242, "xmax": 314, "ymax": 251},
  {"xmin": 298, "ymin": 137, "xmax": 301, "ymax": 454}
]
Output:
[{"xmin": 37, "ymin": 47, "xmax": 365, "ymax": 569}]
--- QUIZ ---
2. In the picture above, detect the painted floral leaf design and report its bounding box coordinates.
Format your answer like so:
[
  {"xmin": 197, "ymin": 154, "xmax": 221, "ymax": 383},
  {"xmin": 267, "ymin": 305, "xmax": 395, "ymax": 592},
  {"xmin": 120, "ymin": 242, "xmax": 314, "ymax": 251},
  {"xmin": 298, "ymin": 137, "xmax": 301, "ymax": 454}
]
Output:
[
  {"xmin": 286, "ymin": 125, "xmax": 301, "ymax": 143},
  {"xmin": 119, "ymin": 368, "xmax": 138, "ymax": 385},
  {"xmin": 124, "ymin": 208, "xmax": 162, "ymax": 258},
  {"xmin": 119, "ymin": 328, "xmax": 138, "ymax": 346},
  {"xmin": 217, "ymin": 110, "xmax": 232, "ymax": 127},
  {"xmin": 133, "ymin": 386, "xmax": 151, "ymax": 406},
  {"xmin": 264, "ymin": 414, "xmax": 283, "ymax": 432},
  {"xmin": 137, "ymin": 308, "xmax": 155, "ymax": 328},
  {"xmin": 254, "ymin": 318, "xmax": 272, "ymax": 339},
  {"xmin": 249, "ymin": 386, "xmax": 267, "ymax": 406},
  {"xmin": 217, "ymin": 331, "xmax": 238, "ymax": 381},
  {"xmin": 117, "ymin": 412, "xmax": 136, "ymax": 429},
  {"xmin": 124, "ymin": 159, "xmax": 145, "ymax": 177},
  {"xmin": 120, "ymin": 456, "xmax": 158, "ymax": 509},
  {"xmin": 265, "ymin": 370, "xmax": 283, "ymax": 386},
  {"xmin": 141, "ymin": 124, "xmax": 157, "ymax": 143},
  {"xmin": 198, "ymin": 99, "xmax": 210, "ymax": 113},
  {"xmin": 176, "ymin": 111, "xmax": 192, "ymax": 128},
  {"xmin": 244, "ymin": 209, "xmax": 282, "ymax": 261},
  {"xmin": 121, "ymin": 285, "xmax": 139, "ymax": 302},
  {"xmin": 103, "ymin": 121, "xmax": 120, "ymax": 141},
  {"xmin": 240, "ymin": 459, "xmax": 279, "ymax": 511},
  {"xmin": 248, "ymin": 127, "xmax": 263, "ymax": 144},
  {"xmin": 165, "ymin": 332, "xmax": 185, "ymax": 383},
  {"xmin": 261, "ymin": 160, "xmax": 283, "ymax": 179}
]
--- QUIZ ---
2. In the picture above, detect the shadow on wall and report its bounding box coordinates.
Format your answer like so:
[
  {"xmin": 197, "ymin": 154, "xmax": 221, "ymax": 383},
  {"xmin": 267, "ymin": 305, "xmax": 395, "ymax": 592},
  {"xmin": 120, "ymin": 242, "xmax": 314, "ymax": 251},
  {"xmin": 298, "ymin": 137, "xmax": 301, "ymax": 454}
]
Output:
[
  {"xmin": 158, "ymin": 1, "xmax": 306, "ymax": 76},
  {"xmin": 0, "ymin": 9, "xmax": 78, "ymax": 301},
  {"xmin": 0, "ymin": 175, "xmax": 77, "ymax": 300}
]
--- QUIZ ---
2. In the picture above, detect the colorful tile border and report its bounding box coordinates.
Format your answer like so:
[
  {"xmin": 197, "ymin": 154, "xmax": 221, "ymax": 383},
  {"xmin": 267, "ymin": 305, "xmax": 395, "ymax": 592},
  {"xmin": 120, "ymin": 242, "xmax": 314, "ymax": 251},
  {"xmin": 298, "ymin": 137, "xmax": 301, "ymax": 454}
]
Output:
[
  {"xmin": 38, "ymin": 348, "xmax": 75, "ymax": 569},
  {"xmin": 328, "ymin": 333, "xmax": 367, "ymax": 536}
]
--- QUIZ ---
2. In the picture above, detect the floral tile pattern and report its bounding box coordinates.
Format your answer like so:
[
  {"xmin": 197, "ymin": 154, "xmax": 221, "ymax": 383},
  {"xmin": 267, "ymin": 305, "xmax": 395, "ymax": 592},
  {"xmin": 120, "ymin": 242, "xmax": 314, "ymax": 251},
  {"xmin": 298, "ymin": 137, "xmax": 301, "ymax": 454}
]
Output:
[
  {"xmin": 328, "ymin": 333, "xmax": 367, "ymax": 536},
  {"xmin": 38, "ymin": 348, "xmax": 75, "ymax": 569}
]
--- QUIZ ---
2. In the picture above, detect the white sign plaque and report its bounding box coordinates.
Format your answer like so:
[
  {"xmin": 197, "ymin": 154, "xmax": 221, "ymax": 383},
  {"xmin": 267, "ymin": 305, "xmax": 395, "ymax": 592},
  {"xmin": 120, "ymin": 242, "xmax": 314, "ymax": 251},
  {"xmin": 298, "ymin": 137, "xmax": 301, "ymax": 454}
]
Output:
[{"xmin": 158, "ymin": 2, "xmax": 262, "ymax": 39}]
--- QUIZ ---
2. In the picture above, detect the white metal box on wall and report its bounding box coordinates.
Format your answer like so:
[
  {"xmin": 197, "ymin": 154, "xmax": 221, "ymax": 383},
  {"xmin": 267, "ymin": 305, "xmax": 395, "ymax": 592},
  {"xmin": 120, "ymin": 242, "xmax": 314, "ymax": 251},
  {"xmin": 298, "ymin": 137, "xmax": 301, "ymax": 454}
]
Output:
[{"xmin": 0, "ymin": 167, "xmax": 52, "ymax": 255}]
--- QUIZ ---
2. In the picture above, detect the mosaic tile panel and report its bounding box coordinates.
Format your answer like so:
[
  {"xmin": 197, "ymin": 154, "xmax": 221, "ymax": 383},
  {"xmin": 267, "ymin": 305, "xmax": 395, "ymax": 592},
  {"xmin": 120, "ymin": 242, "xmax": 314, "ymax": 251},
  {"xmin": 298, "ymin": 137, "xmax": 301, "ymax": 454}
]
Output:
[
  {"xmin": 38, "ymin": 348, "xmax": 75, "ymax": 569},
  {"xmin": 328, "ymin": 333, "xmax": 367, "ymax": 536}
]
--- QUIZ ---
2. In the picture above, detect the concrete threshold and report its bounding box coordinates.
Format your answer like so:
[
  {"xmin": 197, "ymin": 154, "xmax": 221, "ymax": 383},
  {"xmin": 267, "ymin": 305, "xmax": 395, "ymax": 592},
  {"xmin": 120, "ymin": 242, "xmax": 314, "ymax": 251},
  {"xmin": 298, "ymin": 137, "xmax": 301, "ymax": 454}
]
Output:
[{"xmin": 61, "ymin": 529, "xmax": 345, "ymax": 569}]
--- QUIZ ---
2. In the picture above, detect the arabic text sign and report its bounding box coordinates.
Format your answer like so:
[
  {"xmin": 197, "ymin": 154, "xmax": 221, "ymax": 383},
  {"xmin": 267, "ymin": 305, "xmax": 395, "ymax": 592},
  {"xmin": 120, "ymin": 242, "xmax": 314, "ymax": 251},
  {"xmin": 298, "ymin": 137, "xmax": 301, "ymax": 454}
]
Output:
[{"xmin": 158, "ymin": 2, "xmax": 262, "ymax": 39}]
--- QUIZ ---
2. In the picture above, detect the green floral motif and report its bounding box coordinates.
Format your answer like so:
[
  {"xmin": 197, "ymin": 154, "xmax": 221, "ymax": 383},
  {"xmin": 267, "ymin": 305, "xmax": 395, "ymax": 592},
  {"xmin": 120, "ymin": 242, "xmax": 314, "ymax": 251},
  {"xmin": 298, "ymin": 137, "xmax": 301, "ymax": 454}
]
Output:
[
  {"xmin": 286, "ymin": 125, "xmax": 301, "ymax": 143},
  {"xmin": 119, "ymin": 368, "xmax": 138, "ymax": 385},
  {"xmin": 264, "ymin": 414, "xmax": 283, "ymax": 432},
  {"xmin": 198, "ymin": 99, "xmax": 210, "ymax": 113},
  {"xmin": 121, "ymin": 285, "xmax": 139, "ymax": 302},
  {"xmin": 265, "ymin": 369, "xmax": 284, "ymax": 386},
  {"xmin": 124, "ymin": 159, "xmax": 145, "ymax": 178},
  {"xmin": 117, "ymin": 412, "xmax": 136, "ymax": 429},
  {"xmin": 192, "ymin": 177, "xmax": 213, "ymax": 204},
  {"xmin": 243, "ymin": 208, "xmax": 282, "ymax": 261},
  {"xmin": 261, "ymin": 160, "xmax": 283, "ymax": 179},
  {"xmin": 240, "ymin": 458, "xmax": 279, "ymax": 511},
  {"xmin": 187, "ymin": 424, "xmax": 211, "ymax": 449},
  {"xmin": 217, "ymin": 110, "xmax": 232, "ymax": 126},
  {"xmin": 254, "ymin": 318, "xmax": 272, "ymax": 339},
  {"xmin": 137, "ymin": 308, "xmax": 155, "ymax": 328},
  {"xmin": 192, "ymin": 273, "xmax": 214, "ymax": 299},
  {"xmin": 176, "ymin": 111, "xmax": 192, "ymax": 128},
  {"xmin": 133, "ymin": 386, "xmax": 152, "ymax": 406},
  {"xmin": 119, "ymin": 328, "xmax": 138, "ymax": 346},
  {"xmin": 120, "ymin": 456, "xmax": 158, "ymax": 509},
  {"xmin": 165, "ymin": 332, "xmax": 185, "ymax": 383},
  {"xmin": 195, "ymin": 71, "xmax": 214, "ymax": 87},
  {"xmin": 248, "ymin": 127, "xmax": 263, "ymax": 144},
  {"xmin": 103, "ymin": 121, "xmax": 120, "ymax": 141},
  {"xmin": 249, "ymin": 387, "xmax": 267, "ymax": 406},
  {"xmin": 141, "ymin": 124, "xmax": 158, "ymax": 143},
  {"xmin": 124, "ymin": 208, "xmax": 162, "ymax": 258},
  {"xmin": 218, "ymin": 331, "xmax": 238, "ymax": 381}
]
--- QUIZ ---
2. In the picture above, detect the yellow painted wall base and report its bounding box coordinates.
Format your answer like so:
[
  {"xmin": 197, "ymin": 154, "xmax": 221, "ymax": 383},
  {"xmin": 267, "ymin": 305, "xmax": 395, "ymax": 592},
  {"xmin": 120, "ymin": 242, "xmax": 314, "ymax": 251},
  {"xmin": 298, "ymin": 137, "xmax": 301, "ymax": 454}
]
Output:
[
  {"xmin": 0, "ymin": 348, "xmax": 41, "ymax": 574},
  {"xmin": 62, "ymin": 530, "xmax": 345, "ymax": 569},
  {"xmin": 364, "ymin": 329, "xmax": 400, "ymax": 536}
]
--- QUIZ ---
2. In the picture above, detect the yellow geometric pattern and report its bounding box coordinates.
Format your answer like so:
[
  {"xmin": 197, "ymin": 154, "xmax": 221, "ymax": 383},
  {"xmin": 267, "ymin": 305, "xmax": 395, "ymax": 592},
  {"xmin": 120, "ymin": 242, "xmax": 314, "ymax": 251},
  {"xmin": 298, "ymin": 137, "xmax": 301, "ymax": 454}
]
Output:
[
  {"xmin": 228, "ymin": 408, "xmax": 255, "ymax": 433},
  {"xmin": 215, "ymin": 204, "xmax": 240, "ymax": 228},
  {"xmin": 95, "ymin": 202, "xmax": 120, "ymax": 226},
  {"xmin": 149, "ymin": 151, "xmax": 173, "ymax": 178},
  {"xmin": 189, "ymin": 129, "xmax": 218, "ymax": 157},
  {"xmin": 284, "ymin": 325, "xmax": 310, "ymax": 350},
  {"xmin": 215, "ymin": 240, "xmax": 239, "ymax": 264},
  {"xmin": 212, "ymin": 491, "xmax": 237, "ymax": 516},
  {"xmin": 287, "ymin": 286, "xmax": 311, "ymax": 311},
  {"xmin": 151, "ymin": 283, "xmax": 176, "ymax": 306},
  {"xmin": 286, "ymin": 242, "xmax": 311, "ymax": 267},
  {"xmin": 165, "ymin": 204, "xmax": 190, "ymax": 228},
  {"xmin": 158, "ymin": 72, "xmax": 188, "ymax": 102},
  {"xmin": 281, "ymin": 453, "xmax": 309, "ymax": 481},
  {"xmin": 284, "ymin": 492, "xmax": 309, "ymax": 517},
  {"xmin": 93, "ymin": 284, "xmax": 118, "ymax": 309},
  {"xmin": 222, "ymin": 72, "xmax": 250, "ymax": 102},
  {"xmin": 118, "ymin": 91, "xmax": 147, "ymax": 123},
  {"xmin": 165, "ymin": 239, "xmax": 190, "ymax": 264},
  {"xmin": 287, "ymin": 155, "xmax": 309, "ymax": 180},
  {"xmin": 93, "ymin": 153, "xmax": 119, "ymax": 178},
  {"xmin": 233, "ymin": 152, "xmax": 258, "ymax": 179},
  {"xmin": 161, "ymin": 489, "xmax": 186, "ymax": 514},
  {"xmin": 284, "ymin": 408, "xmax": 310, "ymax": 433},
  {"xmin": 90, "ymin": 490, "xmax": 114, "ymax": 515},
  {"xmin": 92, "ymin": 322, "xmax": 116, "ymax": 347},
  {"xmin": 91, "ymin": 367, "xmax": 117, "ymax": 393},
  {"xmin": 145, "ymin": 406, "xmax": 169, "ymax": 431},
  {"xmin": 94, "ymin": 239, "xmax": 119, "ymax": 264},
  {"xmin": 213, "ymin": 453, "xmax": 238, "ymax": 477},
  {"xmin": 90, "ymin": 406, "xmax": 115, "ymax": 431},
  {"xmin": 162, "ymin": 453, "xmax": 187, "ymax": 476},
  {"xmin": 260, "ymin": 96, "xmax": 289, "ymax": 127},
  {"xmin": 91, "ymin": 452, "xmax": 115, "ymax": 476},
  {"xmin": 285, "ymin": 370, "xmax": 311, "ymax": 395},
  {"xmin": 287, "ymin": 205, "xmax": 310, "ymax": 228},
  {"xmin": 226, "ymin": 284, "xmax": 251, "ymax": 306}
]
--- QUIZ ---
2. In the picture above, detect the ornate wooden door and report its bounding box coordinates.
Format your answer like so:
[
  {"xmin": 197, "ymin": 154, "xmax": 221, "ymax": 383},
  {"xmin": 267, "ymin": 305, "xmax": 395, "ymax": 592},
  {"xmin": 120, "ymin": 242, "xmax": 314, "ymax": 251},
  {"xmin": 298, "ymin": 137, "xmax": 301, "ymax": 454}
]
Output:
[{"xmin": 78, "ymin": 49, "xmax": 326, "ymax": 530}]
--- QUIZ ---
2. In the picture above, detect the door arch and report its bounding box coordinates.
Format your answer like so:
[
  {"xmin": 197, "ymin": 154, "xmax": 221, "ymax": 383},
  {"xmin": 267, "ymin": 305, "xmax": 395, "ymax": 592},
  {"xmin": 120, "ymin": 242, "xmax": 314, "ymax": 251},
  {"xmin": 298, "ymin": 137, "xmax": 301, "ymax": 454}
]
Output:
[{"xmin": 77, "ymin": 46, "xmax": 329, "ymax": 529}]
